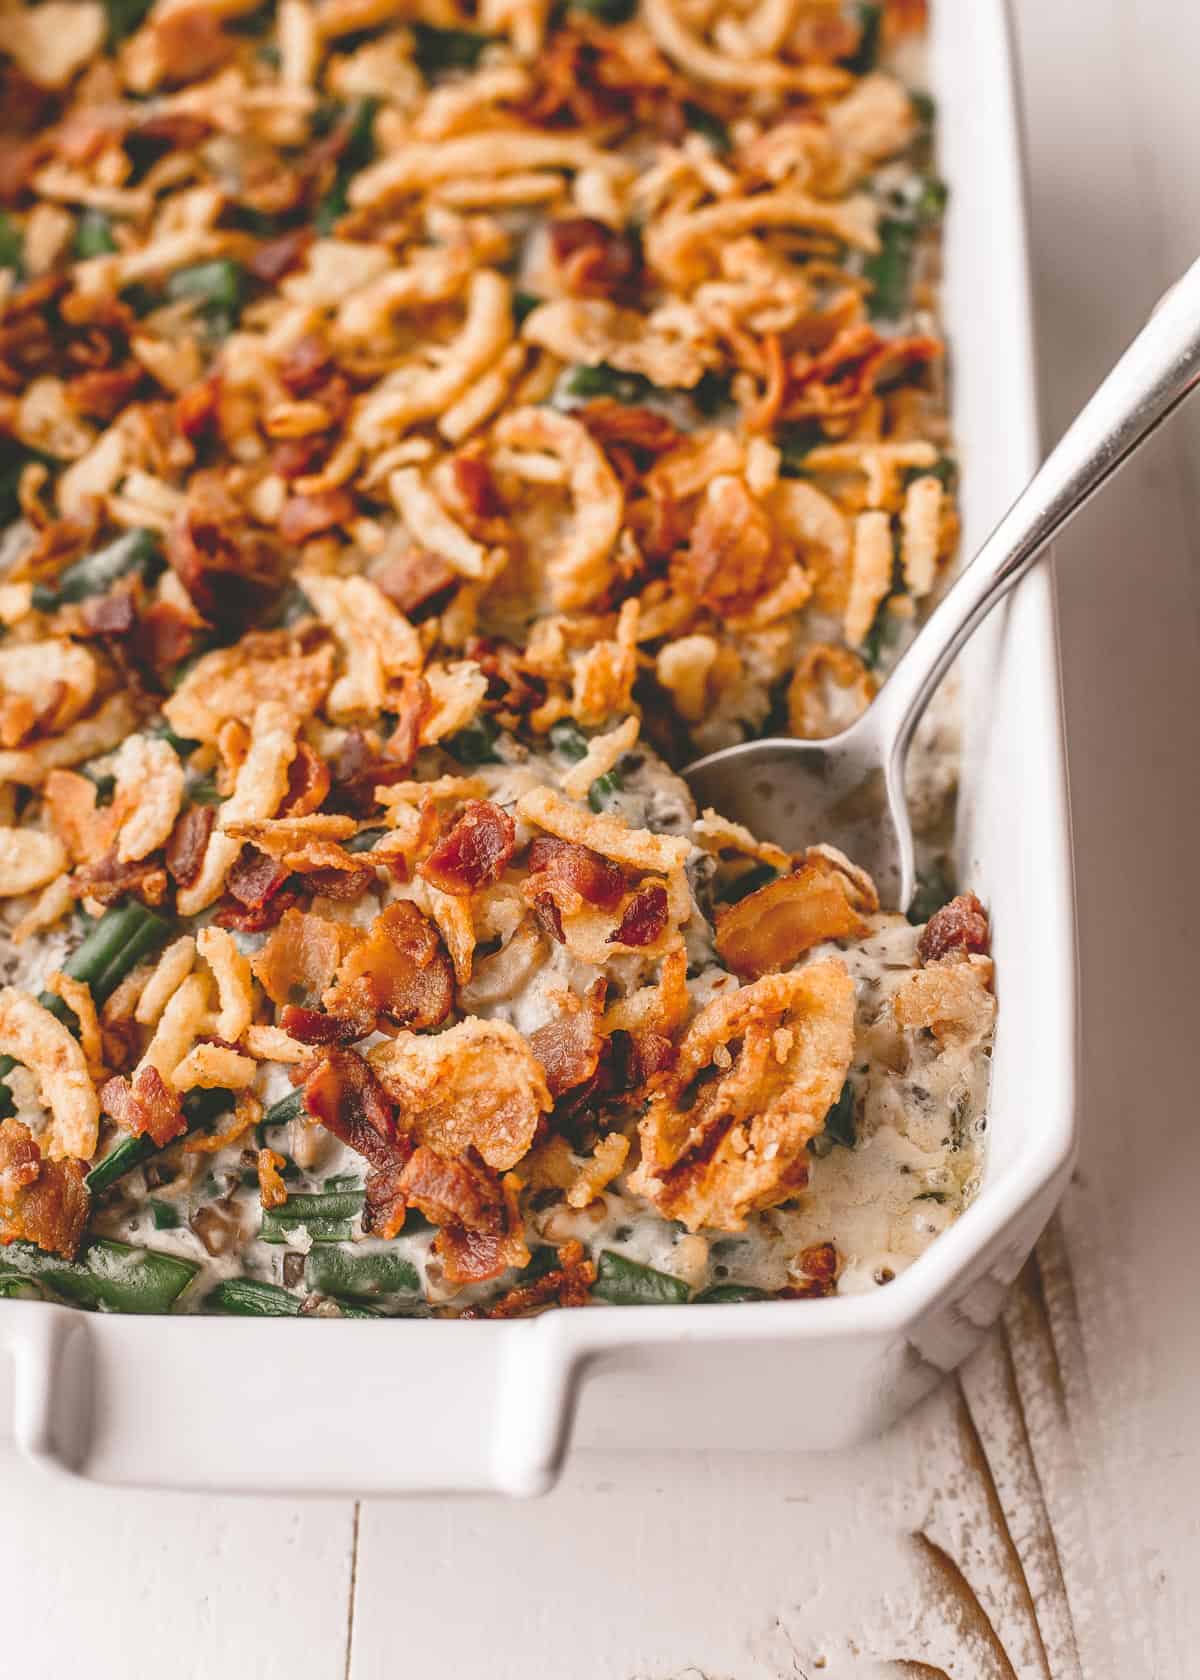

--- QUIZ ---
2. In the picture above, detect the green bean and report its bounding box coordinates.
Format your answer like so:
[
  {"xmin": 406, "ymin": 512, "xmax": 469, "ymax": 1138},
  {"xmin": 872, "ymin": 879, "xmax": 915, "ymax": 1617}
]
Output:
[
  {"xmin": 567, "ymin": 0, "xmax": 635, "ymax": 20},
  {"xmin": 0, "ymin": 1238, "xmax": 199, "ymax": 1313},
  {"xmin": 411, "ymin": 23, "xmax": 497, "ymax": 73},
  {"xmin": 563, "ymin": 363, "xmax": 657, "ymax": 405},
  {"xmin": 843, "ymin": 2, "xmax": 882, "ymax": 74},
  {"xmin": 185, "ymin": 772, "xmax": 223, "ymax": 805},
  {"xmin": 513, "ymin": 289, "xmax": 541, "ymax": 325},
  {"xmin": 86, "ymin": 1086, "xmax": 233, "ymax": 1195},
  {"xmin": 304, "ymin": 1246, "xmax": 420, "ymax": 1301},
  {"xmin": 344, "ymin": 827, "xmax": 386, "ymax": 853},
  {"xmin": 204, "ymin": 1277, "xmax": 301, "ymax": 1316},
  {"xmin": 74, "ymin": 209, "xmax": 118, "ymax": 259},
  {"xmin": 822, "ymin": 1079, "xmax": 857, "ymax": 1151},
  {"xmin": 683, "ymin": 102, "xmax": 730, "ymax": 154},
  {"xmin": 103, "ymin": 0, "xmax": 154, "ymax": 43},
  {"xmin": 444, "ymin": 713, "xmax": 500, "ymax": 764},
  {"xmin": 165, "ymin": 259, "xmax": 246, "ymax": 336},
  {"xmin": 548, "ymin": 719, "xmax": 589, "ymax": 763},
  {"xmin": 592, "ymin": 1250, "xmax": 690, "ymax": 1306},
  {"xmin": 693, "ymin": 1282, "xmax": 769, "ymax": 1303},
  {"xmin": 0, "ymin": 212, "xmax": 22, "ymax": 274},
  {"xmin": 776, "ymin": 419, "xmax": 825, "ymax": 477},
  {"xmin": 260, "ymin": 1089, "xmax": 305, "ymax": 1129},
  {"xmin": 150, "ymin": 723, "xmax": 200, "ymax": 759},
  {"xmin": 718, "ymin": 862, "xmax": 779, "ymax": 906},
  {"xmin": 588, "ymin": 769, "xmax": 623, "ymax": 813},
  {"xmin": 864, "ymin": 216, "xmax": 917, "ymax": 321},
  {"xmin": 260, "ymin": 1189, "xmax": 364, "ymax": 1245},
  {"xmin": 149, "ymin": 1199, "xmax": 181, "ymax": 1230},
  {"xmin": 0, "ymin": 1276, "xmax": 44, "ymax": 1300},
  {"xmin": 314, "ymin": 99, "xmax": 378, "ymax": 234},
  {"xmin": 31, "ymin": 527, "xmax": 160, "ymax": 612},
  {"xmin": 907, "ymin": 859, "xmax": 955, "ymax": 926}
]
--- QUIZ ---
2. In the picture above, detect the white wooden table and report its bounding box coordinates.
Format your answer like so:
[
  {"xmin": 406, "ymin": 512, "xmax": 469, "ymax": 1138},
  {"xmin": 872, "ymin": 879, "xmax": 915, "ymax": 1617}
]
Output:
[{"xmin": 5, "ymin": 3, "xmax": 1200, "ymax": 1673}]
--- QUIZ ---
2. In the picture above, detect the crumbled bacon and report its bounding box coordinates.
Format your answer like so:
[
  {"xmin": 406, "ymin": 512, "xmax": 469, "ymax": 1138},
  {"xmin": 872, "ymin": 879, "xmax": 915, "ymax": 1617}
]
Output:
[
  {"xmin": 253, "ymin": 907, "xmax": 349, "ymax": 1006},
  {"xmin": 451, "ymin": 453, "xmax": 504, "ymax": 522},
  {"xmin": 465, "ymin": 637, "xmax": 546, "ymax": 718},
  {"xmin": 303, "ymin": 865, "xmax": 374, "ymax": 900},
  {"xmin": 625, "ymin": 1029, "xmax": 677, "ymax": 1088},
  {"xmin": 136, "ymin": 599, "xmax": 206, "ymax": 672},
  {"xmin": 174, "ymin": 374, "xmax": 222, "ymax": 444},
  {"xmin": 529, "ymin": 1008, "xmax": 605, "ymax": 1099},
  {"xmin": 607, "ymin": 882, "xmax": 668, "ymax": 947},
  {"xmin": 324, "ymin": 900, "xmax": 454, "ymax": 1031},
  {"xmin": 66, "ymin": 364, "xmax": 142, "ymax": 421},
  {"xmin": 418, "ymin": 800, "xmax": 515, "ymax": 896},
  {"xmin": 279, "ymin": 742, "xmax": 331, "ymax": 818},
  {"xmin": 167, "ymin": 470, "xmax": 283, "ymax": 630},
  {"xmin": 99, "ymin": 1065, "xmax": 186, "ymax": 1149},
  {"xmin": 128, "ymin": 110, "xmax": 212, "ymax": 156},
  {"xmin": 81, "ymin": 589, "xmax": 138, "ymax": 638},
  {"xmin": 362, "ymin": 1155, "xmax": 409, "ymax": 1239},
  {"xmin": 166, "ymin": 804, "xmax": 216, "ymax": 888},
  {"xmin": 527, "ymin": 835, "xmax": 627, "ymax": 910},
  {"xmin": 226, "ymin": 845, "xmax": 291, "ymax": 909},
  {"xmin": 277, "ymin": 488, "xmax": 354, "ymax": 546},
  {"xmin": 215, "ymin": 891, "xmax": 302, "ymax": 932},
  {"xmin": 329, "ymin": 725, "xmax": 418, "ymax": 815},
  {"xmin": 249, "ymin": 228, "xmax": 314, "ymax": 285},
  {"xmin": 578, "ymin": 399, "xmax": 682, "ymax": 486},
  {"xmin": 303, "ymin": 1047, "xmax": 397, "ymax": 1167},
  {"xmin": 279, "ymin": 1005, "xmax": 362, "ymax": 1046},
  {"xmin": 0, "ymin": 1118, "xmax": 90, "ymax": 1261},
  {"xmin": 469, "ymin": 1240, "xmax": 596, "ymax": 1317},
  {"xmin": 397, "ymin": 1146, "xmax": 503, "ymax": 1234},
  {"xmin": 278, "ymin": 334, "xmax": 334, "ymax": 398},
  {"xmin": 272, "ymin": 434, "xmax": 330, "ymax": 480},
  {"xmin": 548, "ymin": 216, "xmax": 642, "ymax": 301},
  {"xmin": 780, "ymin": 326, "xmax": 942, "ymax": 424},
  {"xmin": 436, "ymin": 1216, "xmax": 529, "ymax": 1286},
  {"xmin": 917, "ymin": 892, "xmax": 990, "ymax": 965},
  {"xmin": 372, "ymin": 548, "xmax": 458, "ymax": 621},
  {"xmin": 73, "ymin": 850, "xmax": 169, "ymax": 908}
]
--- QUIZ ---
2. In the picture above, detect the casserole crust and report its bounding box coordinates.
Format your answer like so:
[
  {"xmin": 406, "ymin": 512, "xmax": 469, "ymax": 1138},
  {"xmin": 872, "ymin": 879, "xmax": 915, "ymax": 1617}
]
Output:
[{"xmin": 0, "ymin": 0, "xmax": 994, "ymax": 1315}]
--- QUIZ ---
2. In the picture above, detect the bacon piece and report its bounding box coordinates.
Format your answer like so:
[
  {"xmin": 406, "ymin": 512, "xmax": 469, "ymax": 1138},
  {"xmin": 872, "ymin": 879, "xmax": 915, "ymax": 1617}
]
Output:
[
  {"xmin": 372, "ymin": 548, "xmax": 458, "ymax": 621},
  {"xmin": 166, "ymin": 805, "xmax": 216, "ymax": 888},
  {"xmin": 174, "ymin": 373, "xmax": 222, "ymax": 444},
  {"xmin": 328, "ymin": 726, "xmax": 416, "ymax": 816},
  {"xmin": 304, "ymin": 1047, "xmax": 397, "ymax": 1168},
  {"xmin": 73, "ymin": 851, "xmax": 168, "ymax": 908},
  {"xmin": 278, "ymin": 335, "xmax": 333, "ymax": 398},
  {"xmin": 99, "ymin": 1065, "xmax": 186, "ymax": 1149},
  {"xmin": 529, "ymin": 1008, "xmax": 605, "ymax": 1099},
  {"xmin": 917, "ymin": 892, "xmax": 990, "ymax": 966},
  {"xmin": 451, "ymin": 454, "xmax": 503, "ymax": 521},
  {"xmin": 253, "ymin": 908, "xmax": 351, "ymax": 1007},
  {"xmin": 66, "ymin": 364, "xmax": 142, "ymax": 421},
  {"xmin": 324, "ymin": 900, "xmax": 454, "ymax": 1030},
  {"xmin": 578, "ymin": 399, "xmax": 682, "ymax": 485},
  {"xmin": 279, "ymin": 1005, "xmax": 362, "ymax": 1046},
  {"xmin": 548, "ymin": 216, "xmax": 642, "ymax": 301},
  {"xmin": 470, "ymin": 1240, "xmax": 596, "ymax": 1317},
  {"xmin": 780, "ymin": 325, "xmax": 942, "ymax": 424},
  {"xmin": 672, "ymin": 475, "xmax": 786, "ymax": 615},
  {"xmin": 362, "ymin": 1155, "xmax": 410, "ymax": 1239},
  {"xmin": 397, "ymin": 1146, "xmax": 502, "ymax": 1234},
  {"xmin": 418, "ymin": 800, "xmax": 515, "ymax": 897},
  {"xmin": 227, "ymin": 845, "xmax": 291, "ymax": 909},
  {"xmin": 277, "ymin": 489, "xmax": 354, "ymax": 546},
  {"xmin": 272, "ymin": 434, "xmax": 330, "ymax": 480},
  {"xmin": 0, "ymin": 1118, "xmax": 90, "ymax": 1261},
  {"xmin": 137, "ymin": 599, "xmax": 206, "ymax": 672},
  {"xmin": 526, "ymin": 835, "xmax": 627, "ymax": 910},
  {"xmin": 303, "ymin": 866, "xmax": 374, "ymax": 900},
  {"xmin": 279, "ymin": 742, "xmax": 331, "ymax": 819},
  {"xmin": 167, "ymin": 470, "xmax": 283, "ymax": 630},
  {"xmin": 129, "ymin": 111, "xmax": 213, "ymax": 154},
  {"xmin": 607, "ymin": 883, "xmax": 668, "ymax": 947},
  {"xmin": 214, "ymin": 890, "xmax": 302, "ymax": 932},
  {"xmin": 249, "ymin": 228, "xmax": 313, "ymax": 285}
]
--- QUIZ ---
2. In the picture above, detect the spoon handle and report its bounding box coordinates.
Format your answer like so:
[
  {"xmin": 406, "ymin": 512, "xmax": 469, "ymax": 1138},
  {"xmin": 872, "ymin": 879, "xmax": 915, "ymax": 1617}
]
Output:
[{"xmin": 874, "ymin": 252, "xmax": 1200, "ymax": 765}]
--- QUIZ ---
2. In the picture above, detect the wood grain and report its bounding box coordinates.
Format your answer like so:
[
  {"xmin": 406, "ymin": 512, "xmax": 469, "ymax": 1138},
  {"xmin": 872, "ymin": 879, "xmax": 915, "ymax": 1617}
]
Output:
[{"xmin": 3, "ymin": 2, "xmax": 1199, "ymax": 1674}]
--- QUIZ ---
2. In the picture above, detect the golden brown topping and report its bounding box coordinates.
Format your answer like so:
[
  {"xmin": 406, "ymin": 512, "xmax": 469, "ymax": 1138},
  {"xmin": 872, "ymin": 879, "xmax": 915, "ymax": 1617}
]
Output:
[
  {"xmin": 252, "ymin": 906, "xmax": 355, "ymax": 1008},
  {"xmin": 304, "ymin": 1047, "xmax": 398, "ymax": 1168},
  {"xmin": 715, "ymin": 855, "xmax": 871, "ymax": 978},
  {"xmin": 0, "ymin": 986, "xmax": 100, "ymax": 1160},
  {"xmin": 323, "ymin": 900, "xmax": 454, "ymax": 1032},
  {"xmin": 470, "ymin": 1239, "xmax": 596, "ymax": 1317},
  {"xmin": 0, "ymin": 1117, "xmax": 90, "ymax": 1260},
  {"xmin": 257, "ymin": 1149, "xmax": 289, "ymax": 1211},
  {"xmin": 893, "ymin": 955, "xmax": 996, "ymax": 1044},
  {"xmin": 528, "ymin": 1003, "xmax": 605, "ymax": 1100},
  {"xmin": 527, "ymin": 834, "xmax": 627, "ymax": 910}
]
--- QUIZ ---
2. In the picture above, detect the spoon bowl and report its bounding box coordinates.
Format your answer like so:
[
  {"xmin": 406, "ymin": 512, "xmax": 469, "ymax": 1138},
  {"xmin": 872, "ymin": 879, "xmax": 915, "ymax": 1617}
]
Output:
[{"xmin": 685, "ymin": 255, "xmax": 1200, "ymax": 910}]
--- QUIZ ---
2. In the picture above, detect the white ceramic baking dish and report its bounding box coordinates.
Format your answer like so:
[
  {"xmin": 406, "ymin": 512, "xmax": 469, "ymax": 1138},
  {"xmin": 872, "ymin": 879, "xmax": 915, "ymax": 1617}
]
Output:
[{"xmin": 0, "ymin": 0, "xmax": 1076, "ymax": 1497}]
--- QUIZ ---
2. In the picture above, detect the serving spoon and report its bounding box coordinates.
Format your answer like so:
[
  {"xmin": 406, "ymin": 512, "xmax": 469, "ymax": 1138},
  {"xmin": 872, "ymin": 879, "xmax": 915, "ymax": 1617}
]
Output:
[{"xmin": 684, "ymin": 256, "xmax": 1200, "ymax": 910}]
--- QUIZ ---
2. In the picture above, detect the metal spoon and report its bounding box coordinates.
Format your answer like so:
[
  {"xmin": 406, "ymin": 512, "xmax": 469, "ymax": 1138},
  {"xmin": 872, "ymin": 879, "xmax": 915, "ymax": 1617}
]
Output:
[{"xmin": 684, "ymin": 257, "xmax": 1200, "ymax": 909}]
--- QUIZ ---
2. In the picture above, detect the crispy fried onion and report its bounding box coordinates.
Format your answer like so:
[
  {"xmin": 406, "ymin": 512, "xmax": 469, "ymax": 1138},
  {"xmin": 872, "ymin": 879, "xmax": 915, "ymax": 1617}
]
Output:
[
  {"xmin": 492, "ymin": 406, "xmax": 623, "ymax": 610},
  {"xmin": 893, "ymin": 954, "xmax": 996, "ymax": 1044},
  {"xmin": 630, "ymin": 958, "xmax": 856, "ymax": 1231},
  {"xmin": 297, "ymin": 570, "xmax": 421, "ymax": 720},
  {"xmin": 0, "ymin": 986, "xmax": 101, "ymax": 1160},
  {"xmin": 369, "ymin": 1017, "xmax": 551, "ymax": 1172},
  {"xmin": 516, "ymin": 784, "xmax": 691, "ymax": 874},
  {"xmin": 0, "ymin": 1117, "xmax": 90, "ymax": 1260},
  {"xmin": 162, "ymin": 630, "xmax": 334, "ymax": 746},
  {"xmin": 649, "ymin": 190, "xmax": 879, "ymax": 289},
  {"xmin": 715, "ymin": 847, "xmax": 877, "ymax": 978},
  {"xmin": 0, "ymin": 827, "xmax": 68, "ymax": 896},
  {"xmin": 177, "ymin": 702, "xmax": 298, "ymax": 915}
]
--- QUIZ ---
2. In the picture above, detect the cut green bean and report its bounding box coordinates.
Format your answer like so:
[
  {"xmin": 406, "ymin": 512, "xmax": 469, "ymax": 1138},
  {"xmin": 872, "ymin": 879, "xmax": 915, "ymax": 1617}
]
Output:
[
  {"xmin": 86, "ymin": 1086, "xmax": 233, "ymax": 1195},
  {"xmin": 548, "ymin": 719, "xmax": 589, "ymax": 762},
  {"xmin": 344, "ymin": 827, "xmax": 386, "ymax": 853},
  {"xmin": 0, "ymin": 212, "xmax": 23, "ymax": 274},
  {"xmin": 588, "ymin": 769, "xmax": 623, "ymax": 813},
  {"xmin": 31, "ymin": 527, "xmax": 160, "ymax": 612},
  {"xmin": 314, "ymin": 99, "xmax": 377, "ymax": 234},
  {"xmin": 411, "ymin": 23, "xmax": 497, "ymax": 73},
  {"xmin": 822, "ymin": 1079, "xmax": 857, "ymax": 1151},
  {"xmin": 74, "ymin": 208, "xmax": 118, "ymax": 259},
  {"xmin": 205, "ymin": 1277, "xmax": 301, "ymax": 1316},
  {"xmin": 260, "ymin": 1189, "xmax": 364, "ymax": 1246},
  {"xmin": 261, "ymin": 1089, "xmax": 306, "ymax": 1130},
  {"xmin": 567, "ymin": 0, "xmax": 635, "ymax": 20},
  {"xmin": 592, "ymin": 1250, "xmax": 690, "ymax": 1306},
  {"xmin": 693, "ymin": 1282, "xmax": 769, "ymax": 1303},
  {"xmin": 444, "ymin": 713, "xmax": 500, "ymax": 764},
  {"xmin": 0, "ymin": 1276, "xmax": 44, "ymax": 1300},
  {"xmin": 165, "ymin": 259, "xmax": 246, "ymax": 336},
  {"xmin": 864, "ymin": 216, "xmax": 917, "ymax": 321},
  {"xmin": 907, "ymin": 859, "xmax": 955, "ymax": 926},
  {"xmin": 843, "ymin": 1, "xmax": 882, "ymax": 74},
  {"xmin": 0, "ymin": 1238, "xmax": 199, "ymax": 1313},
  {"xmin": 304, "ymin": 1246, "xmax": 420, "ymax": 1301},
  {"xmin": 563, "ymin": 363, "xmax": 657, "ymax": 405},
  {"xmin": 683, "ymin": 102, "xmax": 730, "ymax": 154}
]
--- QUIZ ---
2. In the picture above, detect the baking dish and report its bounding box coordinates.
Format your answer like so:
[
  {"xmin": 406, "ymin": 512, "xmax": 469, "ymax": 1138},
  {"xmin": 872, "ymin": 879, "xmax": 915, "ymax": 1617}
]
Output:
[{"xmin": 0, "ymin": 0, "xmax": 1076, "ymax": 1497}]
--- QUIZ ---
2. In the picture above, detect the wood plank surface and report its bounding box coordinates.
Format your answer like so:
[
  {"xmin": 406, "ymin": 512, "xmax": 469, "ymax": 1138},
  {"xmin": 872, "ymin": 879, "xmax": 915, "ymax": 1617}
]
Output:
[{"xmin": 4, "ymin": 2, "xmax": 1200, "ymax": 1675}]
